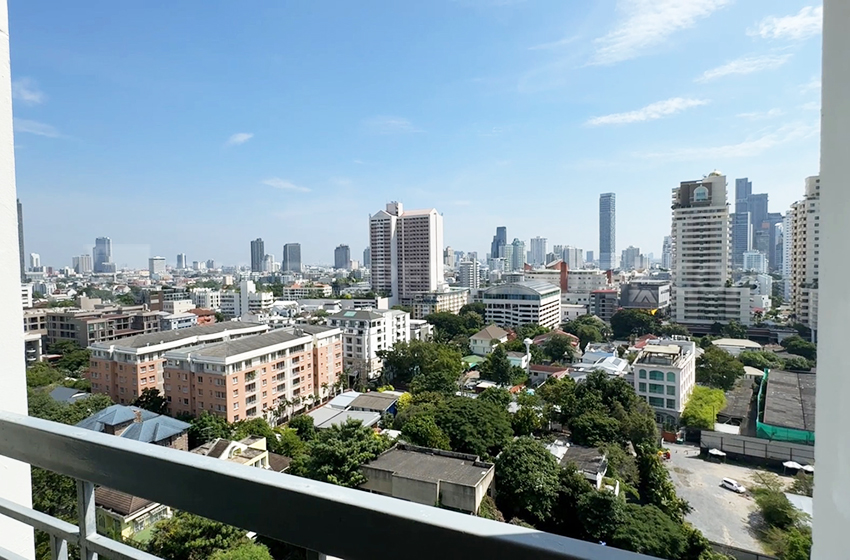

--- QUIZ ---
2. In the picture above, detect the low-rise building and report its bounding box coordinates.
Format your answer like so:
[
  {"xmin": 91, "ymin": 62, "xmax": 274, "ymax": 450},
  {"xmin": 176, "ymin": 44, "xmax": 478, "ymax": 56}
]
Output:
[
  {"xmin": 409, "ymin": 319, "xmax": 433, "ymax": 341},
  {"xmin": 589, "ymin": 289, "xmax": 619, "ymax": 322},
  {"xmin": 159, "ymin": 312, "xmax": 198, "ymax": 331},
  {"xmin": 279, "ymin": 283, "xmax": 333, "ymax": 299},
  {"xmin": 632, "ymin": 338, "xmax": 697, "ymax": 425},
  {"xmin": 360, "ymin": 444, "xmax": 495, "ymax": 515},
  {"xmin": 349, "ymin": 392, "xmax": 398, "ymax": 415},
  {"xmin": 95, "ymin": 487, "xmax": 172, "ymax": 542},
  {"xmin": 327, "ymin": 309, "xmax": 411, "ymax": 382},
  {"xmin": 220, "ymin": 280, "xmax": 275, "ymax": 318},
  {"xmin": 619, "ymin": 279, "xmax": 671, "ymax": 310},
  {"xmin": 403, "ymin": 289, "xmax": 469, "ymax": 320},
  {"xmin": 76, "ymin": 404, "xmax": 191, "ymax": 450},
  {"xmin": 483, "ymin": 280, "xmax": 561, "ymax": 330},
  {"xmin": 46, "ymin": 306, "xmax": 162, "ymax": 348},
  {"xmin": 191, "ymin": 435, "xmax": 277, "ymax": 470},
  {"xmin": 469, "ymin": 324, "xmax": 510, "ymax": 356},
  {"xmin": 712, "ymin": 338, "xmax": 762, "ymax": 357},
  {"xmin": 191, "ymin": 288, "xmax": 221, "ymax": 310},
  {"xmin": 188, "ymin": 308, "xmax": 216, "ymax": 325}
]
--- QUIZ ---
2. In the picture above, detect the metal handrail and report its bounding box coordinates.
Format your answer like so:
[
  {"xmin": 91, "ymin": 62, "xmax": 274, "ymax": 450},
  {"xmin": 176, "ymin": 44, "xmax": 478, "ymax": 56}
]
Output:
[{"xmin": 0, "ymin": 410, "xmax": 653, "ymax": 560}]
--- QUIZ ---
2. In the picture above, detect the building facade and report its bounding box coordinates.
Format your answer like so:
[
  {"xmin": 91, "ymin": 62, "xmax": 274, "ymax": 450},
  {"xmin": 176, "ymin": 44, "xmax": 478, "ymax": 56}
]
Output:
[
  {"xmin": 327, "ymin": 309, "xmax": 410, "ymax": 382},
  {"xmin": 282, "ymin": 243, "xmax": 302, "ymax": 273},
  {"xmin": 589, "ymin": 289, "xmax": 619, "ymax": 322},
  {"xmin": 148, "ymin": 256, "xmax": 166, "ymax": 278},
  {"xmin": 619, "ymin": 280, "xmax": 671, "ymax": 310},
  {"xmin": 458, "ymin": 260, "xmax": 479, "ymax": 289},
  {"xmin": 789, "ymin": 175, "xmax": 821, "ymax": 337},
  {"xmin": 670, "ymin": 172, "xmax": 750, "ymax": 326},
  {"xmin": 633, "ymin": 338, "xmax": 697, "ymax": 425},
  {"xmin": 529, "ymin": 237, "xmax": 547, "ymax": 267},
  {"xmin": 404, "ymin": 289, "xmax": 469, "ymax": 320},
  {"xmin": 490, "ymin": 226, "xmax": 507, "ymax": 260},
  {"xmin": 191, "ymin": 288, "xmax": 222, "ymax": 310},
  {"xmin": 93, "ymin": 237, "xmax": 114, "ymax": 273},
  {"xmin": 599, "ymin": 193, "xmax": 616, "ymax": 271},
  {"xmin": 483, "ymin": 280, "xmax": 561, "ymax": 330},
  {"xmin": 250, "ymin": 238, "xmax": 265, "ymax": 273},
  {"xmin": 334, "ymin": 244, "xmax": 351, "ymax": 270}
]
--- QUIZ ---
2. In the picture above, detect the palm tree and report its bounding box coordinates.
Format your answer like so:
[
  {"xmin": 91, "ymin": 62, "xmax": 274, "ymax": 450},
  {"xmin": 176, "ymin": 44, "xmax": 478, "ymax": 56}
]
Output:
[{"xmin": 321, "ymin": 382, "xmax": 330, "ymax": 402}]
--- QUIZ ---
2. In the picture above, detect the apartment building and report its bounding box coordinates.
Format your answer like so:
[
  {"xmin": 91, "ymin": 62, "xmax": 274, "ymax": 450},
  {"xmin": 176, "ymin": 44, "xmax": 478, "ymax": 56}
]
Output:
[
  {"xmin": 295, "ymin": 325, "xmax": 344, "ymax": 402},
  {"xmin": 789, "ymin": 176, "xmax": 821, "ymax": 337},
  {"xmin": 279, "ymin": 283, "xmax": 333, "ymax": 299},
  {"xmin": 404, "ymin": 288, "xmax": 469, "ymax": 320},
  {"xmin": 191, "ymin": 288, "xmax": 222, "ymax": 310},
  {"xmin": 20, "ymin": 283, "xmax": 32, "ymax": 308},
  {"xmin": 327, "ymin": 309, "xmax": 410, "ymax": 382},
  {"xmin": 671, "ymin": 172, "xmax": 750, "ymax": 326},
  {"xmin": 159, "ymin": 312, "xmax": 198, "ymax": 331},
  {"xmin": 483, "ymin": 280, "xmax": 561, "ymax": 330},
  {"xmin": 220, "ymin": 280, "xmax": 275, "ymax": 318},
  {"xmin": 163, "ymin": 329, "xmax": 319, "ymax": 423},
  {"xmin": 589, "ymin": 289, "xmax": 619, "ymax": 322},
  {"xmin": 87, "ymin": 322, "xmax": 269, "ymax": 405},
  {"xmin": 46, "ymin": 306, "xmax": 162, "ymax": 348},
  {"xmin": 633, "ymin": 338, "xmax": 697, "ymax": 426}
]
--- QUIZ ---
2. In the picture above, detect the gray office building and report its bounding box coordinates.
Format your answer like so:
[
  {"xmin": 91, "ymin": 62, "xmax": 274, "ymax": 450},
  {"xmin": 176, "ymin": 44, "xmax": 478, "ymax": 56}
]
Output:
[
  {"xmin": 731, "ymin": 212, "xmax": 752, "ymax": 269},
  {"xmin": 363, "ymin": 247, "xmax": 371, "ymax": 268},
  {"xmin": 250, "ymin": 238, "xmax": 265, "ymax": 272},
  {"xmin": 490, "ymin": 226, "xmax": 507, "ymax": 260},
  {"xmin": 282, "ymin": 243, "xmax": 302, "ymax": 273},
  {"xmin": 93, "ymin": 237, "xmax": 113, "ymax": 273},
  {"xmin": 599, "ymin": 193, "xmax": 616, "ymax": 271},
  {"xmin": 334, "ymin": 244, "xmax": 351, "ymax": 270}
]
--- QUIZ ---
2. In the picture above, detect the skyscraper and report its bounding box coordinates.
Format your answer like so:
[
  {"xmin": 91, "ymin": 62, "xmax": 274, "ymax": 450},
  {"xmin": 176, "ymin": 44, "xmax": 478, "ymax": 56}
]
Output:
[
  {"xmin": 586, "ymin": 250, "xmax": 594, "ymax": 264},
  {"xmin": 250, "ymin": 238, "xmax": 265, "ymax": 273},
  {"xmin": 563, "ymin": 246, "xmax": 584, "ymax": 270},
  {"xmin": 661, "ymin": 236, "xmax": 672, "ymax": 269},
  {"xmin": 529, "ymin": 237, "xmax": 547, "ymax": 267},
  {"xmin": 93, "ymin": 237, "xmax": 113, "ymax": 273},
  {"xmin": 599, "ymin": 193, "xmax": 616, "ymax": 270},
  {"xmin": 510, "ymin": 238, "xmax": 526, "ymax": 271},
  {"xmin": 789, "ymin": 176, "xmax": 821, "ymax": 334},
  {"xmin": 28, "ymin": 253, "xmax": 40, "ymax": 270},
  {"xmin": 731, "ymin": 212, "xmax": 752, "ymax": 269},
  {"xmin": 72, "ymin": 254, "xmax": 92, "ymax": 274},
  {"xmin": 334, "ymin": 244, "xmax": 351, "ymax": 270},
  {"xmin": 620, "ymin": 246, "xmax": 640, "ymax": 271},
  {"xmin": 443, "ymin": 246, "xmax": 454, "ymax": 269},
  {"xmin": 148, "ymin": 256, "xmax": 166, "ymax": 277},
  {"xmin": 735, "ymin": 177, "xmax": 752, "ymax": 213},
  {"xmin": 369, "ymin": 201, "xmax": 444, "ymax": 304},
  {"xmin": 206, "ymin": 259, "xmax": 216, "ymax": 270},
  {"xmin": 490, "ymin": 226, "xmax": 507, "ymax": 259},
  {"xmin": 362, "ymin": 247, "xmax": 371, "ymax": 269},
  {"xmin": 16, "ymin": 198, "xmax": 24, "ymax": 282},
  {"xmin": 671, "ymin": 172, "xmax": 749, "ymax": 325},
  {"xmin": 282, "ymin": 243, "xmax": 302, "ymax": 273},
  {"xmin": 176, "ymin": 253, "xmax": 187, "ymax": 270},
  {"xmin": 459, "ymin": 260, "xmax": 479, "ymax": 289}
]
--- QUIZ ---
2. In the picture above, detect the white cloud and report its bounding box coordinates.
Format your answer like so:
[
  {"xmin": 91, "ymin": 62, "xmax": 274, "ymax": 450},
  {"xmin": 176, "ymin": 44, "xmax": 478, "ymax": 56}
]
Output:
[
  {"xmin": 695, "ymin": 53, "xmax": 791, "ymax": 82},
  {"xmin": 225, "ymin": 132, "xmax": 253, "ymax": 146},
  {"xmin": 641, "ymin": 122, "xmax": 818, "ymax": 160},
  {"xmin": 14, "ymin": 119, "xmax": 60, "ymax": 138},
  {"xmin": 800, "ymin": 77, "xmax": 821, "ymax": 93},
  {"xmin": 736, "ymin": 108, "xmax": 784, "ymax": 120},
  {"xmin": 12, "ymin": 78, "xmax": 46, "ymax": 105},
  {"xmin": 748, "ymin": 6, "xmax": 822, "ymax": 41},
  {"xmin": 587, "ymin": 97, "xmax": 709, "ymax": 126},
  {"xmin": 590, "ymin": 0, "xmax": 732, "ymax": 65},
  {"xmin": 801, "ymin": 101, "xmax": 820, "ymax": 111},
  {"xmin": 528, "ymin": 35, "xmax": 579, "ymax": 51},
  {"xmin": 362, "ymin": 116, "xmax": 421, "ymax": 134},
  {"xmin": 262, "ymin": 178, "xmax": 311, "ymax": 193}
]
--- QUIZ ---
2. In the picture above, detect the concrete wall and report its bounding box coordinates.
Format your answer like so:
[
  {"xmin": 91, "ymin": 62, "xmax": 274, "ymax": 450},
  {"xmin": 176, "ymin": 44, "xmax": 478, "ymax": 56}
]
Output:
[
  {"xmin": 359, "ymin": 466, "xmax": 393, "ymax": 495},
  {"xmin": 439, "ymin": 480, "xmax": 476, "ymax": 513},
  {"xmin": 391, "ymin": 474, "xmax": 438, "ymax": 507},
  {"xmin": 701, "ymin": 431, "xmax": 815, "ymax": 464}
]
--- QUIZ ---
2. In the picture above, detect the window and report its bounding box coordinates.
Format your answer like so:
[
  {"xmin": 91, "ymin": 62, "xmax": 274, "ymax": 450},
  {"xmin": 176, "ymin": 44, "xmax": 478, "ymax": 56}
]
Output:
[
  {"xmin": 649, "ymin": 383, "xmax": 665, "ymax": 394},
  {"xmin": 667, "ymin": 372, "xmax": 676, "ymax": 382},
  {"xmin": 648, "ymin": 396, "xmax": 665, "ymax": 408},
  {"xmin": 649, "ymin": 370, "xmax": 664, "ymax": 381},
  {"xmin": 666, "ymin": 385, "xmax": 676, "ymax": 396},
  {"xmin": 197, "ymin": 376, "xmax": 203, "ymax": 383},
  {"xmin": 638, "ymin": 369, "xmax": 647, "ymax": 379},
  {"xmin": 233, "ymin": 402, "xmax": 239, "ymax": 410},
  {"xmin": 666, "ymin": 399, "xmax": 676, "ymax": 409},
  {"xmin": 232, "ymin": 377, "xmax": 238, "ymax": 385},
  {"xmin": 233, "ymin": 390, "xmax": 239, "ymax": 398}
]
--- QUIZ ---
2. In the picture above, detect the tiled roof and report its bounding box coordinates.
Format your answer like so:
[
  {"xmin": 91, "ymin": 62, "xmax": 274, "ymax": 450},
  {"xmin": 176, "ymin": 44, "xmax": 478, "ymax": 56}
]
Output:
[
  {"xmin": 95, "ymin": 487, "xmax": 154, "ymax": 517},
  {"xmin": 470, "ymin": 324, "xmax": 509, "ymax": 341},
  {"xmin": 77, "ymin": 405, "xmax": 189, "ymax": 444}
]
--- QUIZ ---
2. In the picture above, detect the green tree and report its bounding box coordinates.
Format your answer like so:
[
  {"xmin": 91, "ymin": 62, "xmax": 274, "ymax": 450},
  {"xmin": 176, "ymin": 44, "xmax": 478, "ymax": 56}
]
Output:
[
  {"xmin": 780, "ymin": 335, "xmax": 817, "ymax": 361},
  {"xmin": 377, "ymin": 340, "xmax": 463, "ymax": 384},
  {"xmin": 495, "ymin": 437, "xmax": 560, "ymax": 524},
  {"xmin": 658, "ymin": 323, "xmax": 690, "ymax": 337},
  {"xmin": 293, "ymin": 419, "xmax": 389, "ymax": 487},
  {"xmin": 609, "ymin": 504, "xmax": 687, "ymax": 558},
  {"xmin": 569, "ymin": 411, "xmax": 621, "ymax": 447},
  {"xmin": 26, "ymin": 362, "xmax": 64, "ymax": 388},
  {"xmin": 425, "ymin": 312, "xmax": 475, "ymax": 342},
  {"xmin": 47, "ymin": 339, "xmax": 92, "ymax": 373},
  {"xmin": 609, "ymin": 309, "xmax": 660, "ymax": 340},
  {"xmin": 210, "ymin": 543, "xmax": 273, "ymax": 560},
  {"xmin": 542, "ymin": 334, "xmax": 577, "ymax": 363},
  {"xmin": 276, "ymin": 427, "xmax": 307, "ymax": 458},
  {"xmin": 562, "ymin": 315, "xmax": 611, "ymax": 346},
  {"xmin": 459, "ymin": 302, "xmax": 485, "ymax": 316},
  {"xmin": 696, "ymin": 345, "xmax": 745, "ymax": 390},
  {"xmin": 479, "ymin": 345, "xmax": 524, "ymax": 386},
  {"xmin": 433, "ymin": 397, "xmax": 512, "ymax": 458},
  {"xmin": 146, "ymin": 511, "xmax": 250, "ymax": 560},
  {"xmin": 115, "ymin": 293, "xmax": 137, "ymax": 306},
  {"xmin": 515, "ymin": 323, "xmax": 550, "ymax": 340},
  {"xmin": 720, "ymin": 320, "xmax": 749, "ymax": 339},
  {"xmin": 131, "ymin": 388, "xmax": 168, "ymax": 414},
  {"xmin": 188, "ymin": 411, "xmax": 233, "ymax": 448},
  {"xmin": 790, "ymin": 472, "xmax": 814, "ymax": 497},
  {"xmin": 738, "ymin": 350, "xmax": 785, "ymax": 370},
  {"xmin": 577, "ymin": 490, "xmax": 626, "ymax": 543},
  {"xmin": 783, "ymin": 356, "xmax": 812, "ymax": 371},
  {"xmin": 288, "ymin": 414, "xmax": 316, "ymax": 441},
  {"xmin": 400, "ymin": 414, "xmax": 450, "ymax": 450},
  {"xmin": 636, "ymin": 444, "xmax": 691, "ymax": 522},
  {"xmin": 546, "ymin": 466, "xmax": 595, "ymax": 538},
  {"xmin": 409, "ymin": 369, "xmax": 460, "ymax": 396},
  {"xmin": 232, "ymin": 418, "xmax": 290, "ymax": 455},
  {"xmin": 680, "ymin": 386, "xmax": 726, "ymax": 430},
  {"xmin": 214, "ymin": 311, "xmax": 226, "ymax": 323},
  {"xmin": 503, "ymin": 338, "xmax": 545, "ymax": 364},
  {"xmin": 477, "ymin": 386, "xmax": 512, "ymax": 409},
  {"xmin": 511, "ymin": 404, "xmax": 542, "ymax": 436}
]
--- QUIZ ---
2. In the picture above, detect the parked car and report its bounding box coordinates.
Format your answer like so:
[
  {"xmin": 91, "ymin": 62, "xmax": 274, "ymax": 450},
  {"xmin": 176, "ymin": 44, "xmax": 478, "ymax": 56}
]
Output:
[{"xmin": 721, "ymin": 478, "xmax": 746, "ymax": 494}]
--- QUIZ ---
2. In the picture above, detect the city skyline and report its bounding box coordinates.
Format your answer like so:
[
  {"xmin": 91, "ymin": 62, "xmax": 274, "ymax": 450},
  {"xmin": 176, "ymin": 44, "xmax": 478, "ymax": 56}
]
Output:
[{"xmin": 10, "ymin": 1, "xmax": 820, "ymax": 267}]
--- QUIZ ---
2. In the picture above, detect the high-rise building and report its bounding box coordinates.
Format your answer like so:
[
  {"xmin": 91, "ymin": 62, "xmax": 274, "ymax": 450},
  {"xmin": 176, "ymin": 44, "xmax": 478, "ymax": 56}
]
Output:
[
  {"xmin": 369, "ymin": 201, "xmax": 444, "ymax": 304},
  {"xmin": 334, "ymin": 244, "xmax": 351, "ymax": 270},
  {"xmin": 502, "ymin": 244, "xmax": 514, "ymax": 270},
  {"xmin": 510, "ymin": 238, "xmax": 526, "ymax": 271},
  {"xmin": 490, "ymin": 226, "xmax": 507, "ymax": 260},
  {"xmin": 93, "ymin": 237, "xmax": 113, "ymax": 273},
  {"xmin": 148, "ymin": 256, "xmax": 166, "ymax": 277},
  {"xmin": 529, "ymin": 237, "xmax": 547, "ymax": 267},
  {"xmin": 72, "ymin": 254, "xmax": 92, "ymax": 274},
  {"xmin": 782, "ymin": 213, "xmax": 793, "ymax": 302},
  {"xmin": 620, "ymin": 246, "xmax": 641, "ymax": 271},
  {"xmin": 789, "ymin": 176, "xmax": 821, "ymax": 336},
  {"xmin": 661, "ymin": 236, "xmax": 673, "ymax": 269},
  {"xmin": 282, "ymin": 243, "xmax": 302, "ymax": 273},
  {"xmin": 563, "ymin": 246, "xmax": 584, "ymax": 270},
  {"xmin": 735, "ymin": 177, "xmax": 752, "ymax": 213},
  {"xmin": 586, "ymin": 250, "xmax": 594, "ymax": 264},
  {"xmin": 206, "ymin": 259, "xmax": 216, "ymax": 270},
  {"xmin": 671, "ymin": 172, "xmax": 750, "ymax": 325},
  {"xmin": 263, "ymin": 254, "xmax": 278, "ymax": 273},
  {"xmin": 362, "ymin": 247, "xmax": 371, "ymax": 269},
  {"xmin": 16, "ymin": 198, "xmax": 24, "ymax": 282},
  {"xmin": 766, "ymin": 212, "xmax": 783, "ymax": 271},
  {"xmin": 29, "ymin": 253, "xmax": 40, "ymax": 270},
  {"xmin": 731, "ymin": 212, "xmax": 752, "ymax": 269},
  {"xmin": 743, "ymin": 251, "xmax": 768, "ymax": 274},
  {"xmin": 443, "ymin": 246, "xmax": 454, "ymax": 269},
  {"xmin": 250, "ymin": 238, "xmax": 265, "ymax": 273},
  {"xmin": 459, "ymin": 260, "xmax": 479, "ymax": 289},
  {"xmin": 176, "ymin": 253, "xmax": 187, "ymax": 270},
  {"xmin": 599, "ymin": 193, "xmax": 616, "ymax": 270}
]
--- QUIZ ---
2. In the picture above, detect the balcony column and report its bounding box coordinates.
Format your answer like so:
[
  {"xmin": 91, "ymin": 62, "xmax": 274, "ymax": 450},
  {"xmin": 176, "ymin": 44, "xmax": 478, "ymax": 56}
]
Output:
[
  {"xmin": 814, "ymin": 1, "xmax": 850, "ymax": 558},
  {"xmin": 0, "ymin": 0, "xmax": 35, "ymax": 557}
]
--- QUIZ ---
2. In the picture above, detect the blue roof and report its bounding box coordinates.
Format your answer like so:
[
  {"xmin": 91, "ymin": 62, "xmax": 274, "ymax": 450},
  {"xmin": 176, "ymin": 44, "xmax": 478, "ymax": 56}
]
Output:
[
  {"xmin": 49, "ymin": 386, "xmax": 90, "ymax": 404},
  {"xmin": 76, "ymin": 404, "xmax": 190, "ymax": 444}
]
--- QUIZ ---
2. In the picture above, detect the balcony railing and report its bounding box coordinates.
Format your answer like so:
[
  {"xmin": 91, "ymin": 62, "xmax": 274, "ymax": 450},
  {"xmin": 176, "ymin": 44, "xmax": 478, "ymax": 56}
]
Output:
[{"xmin": 0, "ymin": 410, "xmax": 653, "ymax": 560}]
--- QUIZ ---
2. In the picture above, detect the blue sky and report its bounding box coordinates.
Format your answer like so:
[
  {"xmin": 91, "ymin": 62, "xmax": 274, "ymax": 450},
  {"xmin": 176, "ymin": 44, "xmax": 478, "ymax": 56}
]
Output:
[{"xmin": 10, "ymin": 1, "xmax": 821, "ymax": 269}]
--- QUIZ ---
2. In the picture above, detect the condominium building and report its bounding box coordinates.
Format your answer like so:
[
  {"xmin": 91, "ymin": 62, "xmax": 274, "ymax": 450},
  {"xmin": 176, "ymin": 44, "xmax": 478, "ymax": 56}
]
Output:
[
  {"xmin": 404, "ymin": 288, "xmax": 469, "ymax": 320},
  {"xmin": 191, "ymin": 288, "xmax": 222, "ymax": 310},
  {"xmin": 742, "ymin": 251, "xmax": 768, "ymax": 274},
  {"xmin": 458, "ymin": 260, "xmax": 479, "ymax": 289},
  {"xmin": 20, "ymin": 283, "xmax": 32, "ymax": 309},
  {"xmin": 661, "ymin": 236, "xmax": 672, "ymax": 270},
  {"xmin": 279, "ymin": 283, "xmax": 333, "ymax": 299},
  {"xmin": 509, "ymin": 238, "xmax": 526, "ymax": 271},
  {"xmin": 72, "ymin": 254, "xmax": 93, "ymax": 274},
  {"xmin": 86, "ymin": 322, "xmax": 269, "ymax": 405},
  {"xmin": 789, "ymin": 175, "xmax": 821, "ymax": 336},
  {"xmin": 589, "ymin": 289, "xmax": 619, "ymax": 322},
  {"xmin": 633, "ymin": 338, "xmax": 697, "ymax": 425},
  {"xmin": 369, "ymin": 201, "xmax": 444, "ymax": 304},
  {"xmin": 282, "ymin": 243, "xmax": 302, "ymax": 273},
  {"xmin": 334, "ymin": 244, "xmax": 351, "ymax": 270},
  {"xmin": 782, "ymin": 213, "xmax": 793, "ymax": 301},
  {"xmin": 327, "ymin": 308, "xmax": 410, "ymax": 382},
  {"xmin": 176, "ymin": 253, "xmax": 187, "ymax": 270},
  {"xmin": 620, "ymin": 246, "xmax": 641, "ymax": 271},
  {"xmin": 670, "ymin": 172, "xmax": 750, "ymax": 326},
  {"xmin": 46, "ymin": 306, "xmax": 162, "ymax": 348},
  {"xmin": 250, "ymin": 238, "xmax": 265, "ymax": 273},
  {"xmin": 563, "ymin": 246, "xmax": 584, "ymax": 270},
  {"xmin": 93, "ymin": 237, "xmax": 114, "ymax": 273},
  {"xmin": 482, "ymin": 280, "xmax": 561, "ymax": 330},
  {"xmin": 220, "ymin": 280, "xmax": 275, "ymax": 318},
  {"xmin": 163, "ymin": 325, "xmax": 342, "ymax": 423},
  {"xmin": 148, "ymin": 257, "xmax": 166, "ymax": 278},
  {"xmin": 599, "ymin": 193, "xmax": 616, "ymax": 271},
  {"xmin": 529, "ymin": 237, "xmax": 547, "ymax": 267}
]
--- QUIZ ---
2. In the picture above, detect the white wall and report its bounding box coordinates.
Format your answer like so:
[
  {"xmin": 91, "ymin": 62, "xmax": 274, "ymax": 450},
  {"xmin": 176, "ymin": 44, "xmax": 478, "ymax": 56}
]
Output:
[{"xmin": 0, "ymin": 0, "xmax": 35, "ymax": 555}]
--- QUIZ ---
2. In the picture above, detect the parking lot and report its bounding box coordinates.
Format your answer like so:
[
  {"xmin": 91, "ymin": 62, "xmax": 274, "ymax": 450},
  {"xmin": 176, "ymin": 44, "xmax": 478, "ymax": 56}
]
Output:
[{"xmin": 665, "ymin": 444, "xmax": 793, "ymax": 553}]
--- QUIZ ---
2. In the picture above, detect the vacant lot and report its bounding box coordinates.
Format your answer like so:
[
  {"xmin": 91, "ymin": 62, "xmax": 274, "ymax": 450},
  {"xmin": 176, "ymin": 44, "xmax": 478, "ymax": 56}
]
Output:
[{"xmin": 665, "ymin": 444, "xmax": 793, "ymax": 554}]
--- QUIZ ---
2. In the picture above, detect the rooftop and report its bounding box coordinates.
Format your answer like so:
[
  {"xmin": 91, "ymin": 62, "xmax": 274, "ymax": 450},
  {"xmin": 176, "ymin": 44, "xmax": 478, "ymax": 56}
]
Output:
[
  {"xmin": 167, "ymin": 328, "xmax": 309, "ymax": 359},
  {"xmin": 363, "ymin": 444, "xmax": 493, "ymax": 487},
  {"xmin": 470, "ymin": 324, "xmax": 509, "ymax": 341},
  {"xmin": 483, "ymin": 280, "xmax": 561, "ymax": 298},
  {"xmin": 763, "ymin": 370, "xmax": 817, "ymax": 432},
  {"xmin": 315, "ymin": 409, "xmax": 381, "ymax": 429},
  {"xmin": 349, "ymin": 392, "xmax": 398, "ymax": 412},
  {"xmin": 76, "ymin": 405, "xmax": 190, "ymax": 444},
  {"xmin": 329, "ymin": 309, "xmax": 384, "ymax": 321},
  {"xmin": 94, "ymin": 487, "xmax": 154, "ymax": 517},
  {"xmin": 712, "ymin": 338, "xmax": 763, "ymax": 349},
  {"xmin": 92, "ymin": 321, "xmax": 267, "ymax": 350}
]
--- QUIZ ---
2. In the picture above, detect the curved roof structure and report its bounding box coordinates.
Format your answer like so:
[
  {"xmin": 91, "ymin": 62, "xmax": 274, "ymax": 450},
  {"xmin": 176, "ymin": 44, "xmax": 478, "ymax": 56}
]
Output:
[{"xmin": 483, "ymin": 280, "xmax": 560, "ymax": 298}]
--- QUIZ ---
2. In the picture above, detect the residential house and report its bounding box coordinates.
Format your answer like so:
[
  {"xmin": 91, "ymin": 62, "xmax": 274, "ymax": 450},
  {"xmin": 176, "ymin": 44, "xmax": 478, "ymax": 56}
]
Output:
[
  {"xmin": 76, "ymin": 404, "xmax": 191, "ymax": 450},
  {"xmin": 95, "ymin": 487, "xmax": 171, "ymax": 542},
  {"xmin": 469, "ymin": 324, "xmax": 509, "ymax": 356}
]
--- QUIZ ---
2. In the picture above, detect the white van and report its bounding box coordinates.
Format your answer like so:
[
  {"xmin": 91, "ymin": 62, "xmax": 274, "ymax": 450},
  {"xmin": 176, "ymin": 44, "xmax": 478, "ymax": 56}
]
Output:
[{"xmin": 721, "ymin": 478, "xmax": 746, "ymax": 493}]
